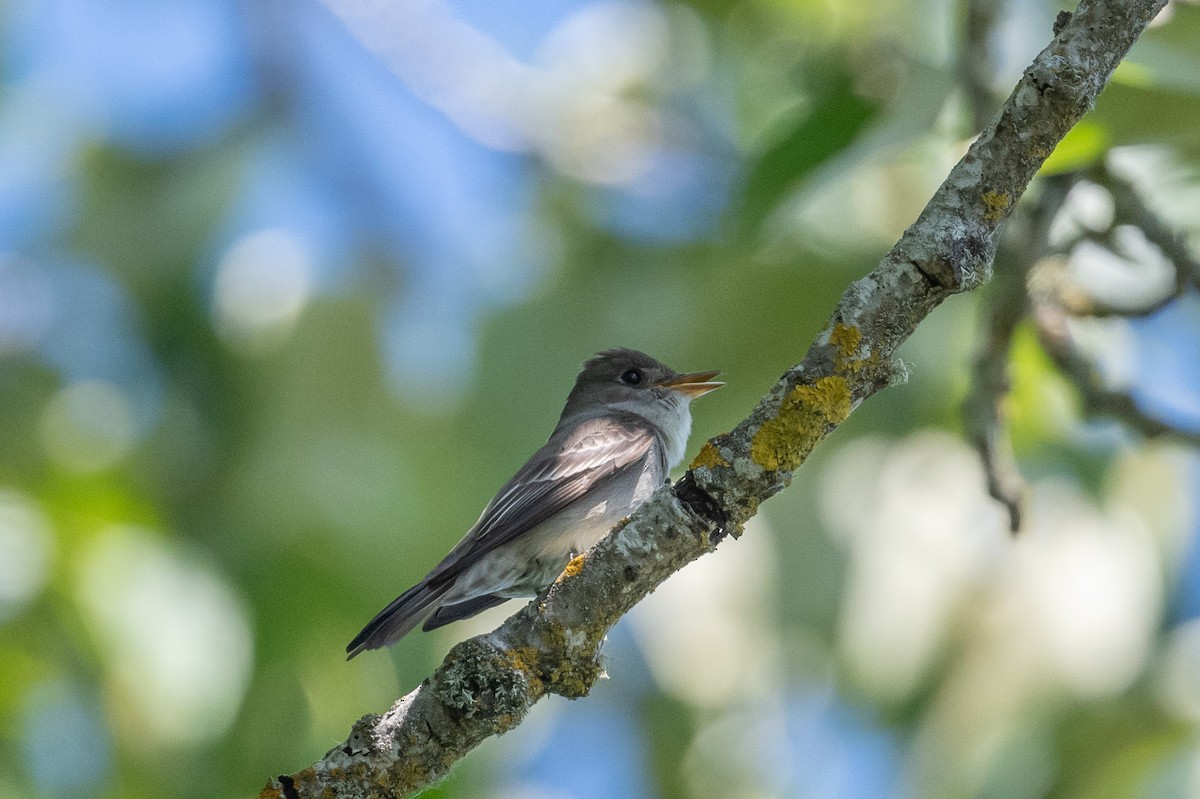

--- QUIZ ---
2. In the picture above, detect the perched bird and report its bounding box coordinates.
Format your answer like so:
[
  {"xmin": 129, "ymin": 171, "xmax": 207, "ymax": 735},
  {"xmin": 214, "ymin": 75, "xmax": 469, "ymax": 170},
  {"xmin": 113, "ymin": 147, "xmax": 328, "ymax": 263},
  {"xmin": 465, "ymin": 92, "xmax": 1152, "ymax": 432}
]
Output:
[{"xmin": 346, "ymin": 348, "xmax": 722, "ymax": 658}]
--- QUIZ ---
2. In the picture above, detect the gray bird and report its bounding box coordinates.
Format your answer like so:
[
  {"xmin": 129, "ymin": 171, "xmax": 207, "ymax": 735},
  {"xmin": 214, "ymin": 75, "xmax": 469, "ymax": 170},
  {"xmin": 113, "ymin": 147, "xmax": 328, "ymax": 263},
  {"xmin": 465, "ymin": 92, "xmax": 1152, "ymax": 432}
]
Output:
[{"xmin": 346, "ymin": 348, "xmax": 722, "ymax": 658}]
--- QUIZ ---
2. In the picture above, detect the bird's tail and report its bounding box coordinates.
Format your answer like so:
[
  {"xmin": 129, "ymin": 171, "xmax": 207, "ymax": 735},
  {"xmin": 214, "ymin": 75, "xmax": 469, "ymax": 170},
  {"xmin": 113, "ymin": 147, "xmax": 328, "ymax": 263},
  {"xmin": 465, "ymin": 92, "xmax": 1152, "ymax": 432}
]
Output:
[
  {"xmin": 421, "ymin": 593, "xmax": 507, "ymax": 631},
  {"xmin": 345, "ymin": 580, "xmax": 452, "ymax": 659}
]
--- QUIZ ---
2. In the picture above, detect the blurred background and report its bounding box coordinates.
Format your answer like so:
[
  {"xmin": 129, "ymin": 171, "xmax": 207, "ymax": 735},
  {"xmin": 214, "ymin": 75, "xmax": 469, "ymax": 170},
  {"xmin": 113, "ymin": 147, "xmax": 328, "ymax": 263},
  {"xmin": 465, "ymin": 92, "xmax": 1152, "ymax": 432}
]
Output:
[{"xmin": 1, "ymin": 0, "xmax": 1199, "ymax": 796}]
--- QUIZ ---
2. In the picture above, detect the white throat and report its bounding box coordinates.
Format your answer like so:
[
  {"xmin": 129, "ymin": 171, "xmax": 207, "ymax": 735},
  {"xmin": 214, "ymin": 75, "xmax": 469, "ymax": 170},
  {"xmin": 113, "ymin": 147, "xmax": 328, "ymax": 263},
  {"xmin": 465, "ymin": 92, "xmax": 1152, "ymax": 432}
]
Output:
[{"xmin": 610, "ymin": 394, "xmax": 693, "ymax": 469}]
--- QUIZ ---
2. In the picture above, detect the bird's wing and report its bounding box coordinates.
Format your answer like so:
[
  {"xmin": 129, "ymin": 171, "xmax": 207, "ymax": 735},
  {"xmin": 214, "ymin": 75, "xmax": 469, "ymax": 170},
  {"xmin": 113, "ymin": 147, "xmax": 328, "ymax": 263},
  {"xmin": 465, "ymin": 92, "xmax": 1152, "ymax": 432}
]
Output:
[
  {"xmin": 345, "ymin": 413, "xmax": 661, "ymax": 657},
  {"xmin": 430, "ymin": 413, "xmax": 662, "ymax": 579}
]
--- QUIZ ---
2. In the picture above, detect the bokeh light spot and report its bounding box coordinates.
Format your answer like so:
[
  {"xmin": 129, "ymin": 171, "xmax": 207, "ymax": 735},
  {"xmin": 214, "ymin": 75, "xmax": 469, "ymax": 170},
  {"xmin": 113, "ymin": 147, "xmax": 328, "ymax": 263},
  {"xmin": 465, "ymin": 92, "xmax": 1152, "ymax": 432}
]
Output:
[
  {"xmin": 0, "ymin": 489, "xmax": 54, "ymax": 619},
  {"xmin": 629, "ymin": 515, "xmax": 780, "ymax": 707},
  {"xmin": 74, "ymin": 526, "xmax": 253, "ymax": 746},
  {"xmin": 212, "ymin": 227, "xmax": 313, "ymax": 354},
  {"xmin": 39, "ymin": 380, "xmax": 135, "ymax": 473},
  {"xmin": 1156, "ymin": 618, "xmax": 1200, "ymax": 722}
]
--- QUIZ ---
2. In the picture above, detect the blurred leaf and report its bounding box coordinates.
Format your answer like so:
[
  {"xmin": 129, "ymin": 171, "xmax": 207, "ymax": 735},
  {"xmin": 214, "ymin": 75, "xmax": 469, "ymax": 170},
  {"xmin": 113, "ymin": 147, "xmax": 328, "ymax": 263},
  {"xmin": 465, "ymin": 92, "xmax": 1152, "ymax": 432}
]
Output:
[
  {"xmin": 1088, "ymin": 82, "xmax": 1200, "ymax": 158},
  {"xmin": 1040, "ymin": 121, "xmax": 1110, "ymax": 175},
  {"xmin": 74, "ymin": 143, "xmax": 243, "ymax": 302},
  {"xmin": 738, "ymin": 65, "xmax": 881, "ymax": 232},
  {"xmin": 1007, "ymin": 324, "xmax": 1079, "ymax": 451},
  {"xmin": 1007, "ymin": 324, "xmax": 1115, "ymax": 495},
  {"xmin": 1051, "ymin": 700, "xmax": 1190, "ymax": 799},
  {"xmin": 642, "ymin": 693, "xmax": 694, "ymax": 799},
  {"xmin": 1112, "ymin": 46, "xmax": 1200, "ymax": 95},
  {"xmin": 1116, "ymin": 3, "xmax": 1200, "ymax": 95}
]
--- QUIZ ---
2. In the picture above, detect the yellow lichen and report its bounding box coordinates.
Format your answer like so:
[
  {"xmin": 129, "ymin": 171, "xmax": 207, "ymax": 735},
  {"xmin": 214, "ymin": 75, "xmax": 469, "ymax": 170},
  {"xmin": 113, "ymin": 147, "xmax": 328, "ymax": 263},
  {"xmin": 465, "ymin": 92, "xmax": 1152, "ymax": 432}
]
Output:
[
  {"xmin": 507, "ymin": 646, "xmax": 533, "ymax": 671},
  {"xmin": 505, "ymin": 647, "xmax": 545, "ymax": 694},
  {"xmin": 528, "ymin": 626, "xmax": 599, "ymax": 698},
  {"xmin": 982, "ymin": 190, "xmax": 1010, "ymax": 222},
  {"xmin": 690, "ymin": 441, "xmax": 728, "ymax": 470},
  {"xmin": 750, "ymin": 376, "xmax": 852, "ymax": 472},
  {"xmin": 829, "ymin": 323, "xmax": 877, "ymax": 373},
  {"xmin": 829, "ymin": 323, "xmax": 862, "ymax": 360},
  {"xmin": 561, "ymin": 553, "xmax": 586, "ymax": 579},
  {"xmin": 397, "ymin": 760, "xmax": 430, "ymax": 791}
]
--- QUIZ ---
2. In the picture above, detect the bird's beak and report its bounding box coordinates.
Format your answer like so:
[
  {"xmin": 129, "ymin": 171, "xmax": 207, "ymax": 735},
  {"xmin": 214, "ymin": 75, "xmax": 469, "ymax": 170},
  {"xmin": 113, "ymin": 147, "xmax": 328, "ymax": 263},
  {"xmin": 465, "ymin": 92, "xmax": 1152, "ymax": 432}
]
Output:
[{"xmin": 657, "ymin": 370, "xmax": 724, "ymax": 398}]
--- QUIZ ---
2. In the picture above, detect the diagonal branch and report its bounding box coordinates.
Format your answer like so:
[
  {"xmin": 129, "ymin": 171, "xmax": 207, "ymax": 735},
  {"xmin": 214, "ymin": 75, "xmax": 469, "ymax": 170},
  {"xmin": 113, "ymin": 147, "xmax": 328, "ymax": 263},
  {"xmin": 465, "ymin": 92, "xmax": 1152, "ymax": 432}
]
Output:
[{"xmin": 259, "ymin": 1, "xmax": 1166, "ymax": 796}]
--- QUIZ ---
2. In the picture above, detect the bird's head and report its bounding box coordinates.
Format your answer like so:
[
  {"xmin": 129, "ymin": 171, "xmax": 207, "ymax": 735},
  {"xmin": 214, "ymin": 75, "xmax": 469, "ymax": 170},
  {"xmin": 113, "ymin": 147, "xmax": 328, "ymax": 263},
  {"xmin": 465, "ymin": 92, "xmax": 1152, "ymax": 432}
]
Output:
[{"xmin": 558, "ymin": 348, "xmax": 722, "ymax": 431}]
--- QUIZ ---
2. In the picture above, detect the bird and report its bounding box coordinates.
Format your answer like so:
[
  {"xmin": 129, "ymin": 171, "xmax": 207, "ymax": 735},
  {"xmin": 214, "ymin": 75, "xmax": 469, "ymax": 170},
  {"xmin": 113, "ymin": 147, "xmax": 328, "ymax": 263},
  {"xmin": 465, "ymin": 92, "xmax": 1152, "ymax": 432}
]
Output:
[{"xmin": 346, "ymin": 348, "xmax": 723, "ymax": 658}]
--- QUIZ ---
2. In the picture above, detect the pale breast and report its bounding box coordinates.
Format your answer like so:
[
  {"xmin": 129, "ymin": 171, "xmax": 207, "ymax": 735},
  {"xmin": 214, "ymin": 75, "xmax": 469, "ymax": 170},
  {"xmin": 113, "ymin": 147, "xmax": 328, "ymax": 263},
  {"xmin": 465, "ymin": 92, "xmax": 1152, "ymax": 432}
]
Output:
[
  {"xmin": 454, "ymin": 449, "xmax": 665, "ymax": 600},
  {"xmin": 528, "ymin": 449, "xmax": 663, "ymax": 557}
]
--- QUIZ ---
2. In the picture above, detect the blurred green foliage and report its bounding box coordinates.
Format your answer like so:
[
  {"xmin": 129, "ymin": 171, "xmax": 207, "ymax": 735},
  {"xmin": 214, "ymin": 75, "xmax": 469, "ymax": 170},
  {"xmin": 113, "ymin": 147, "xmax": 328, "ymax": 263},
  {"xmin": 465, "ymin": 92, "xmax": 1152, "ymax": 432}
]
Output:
[{"xmin": 3, "ymin": 1, "xmax": 1200, "ymax": 798}]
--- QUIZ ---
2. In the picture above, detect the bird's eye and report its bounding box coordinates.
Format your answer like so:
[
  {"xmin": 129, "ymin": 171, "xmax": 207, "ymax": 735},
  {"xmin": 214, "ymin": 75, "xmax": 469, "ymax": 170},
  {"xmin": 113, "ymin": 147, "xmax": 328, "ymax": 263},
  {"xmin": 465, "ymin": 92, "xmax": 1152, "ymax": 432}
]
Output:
[{"xmin": 620, "ymin": 369, "xmax": 643, "ymax": 385}]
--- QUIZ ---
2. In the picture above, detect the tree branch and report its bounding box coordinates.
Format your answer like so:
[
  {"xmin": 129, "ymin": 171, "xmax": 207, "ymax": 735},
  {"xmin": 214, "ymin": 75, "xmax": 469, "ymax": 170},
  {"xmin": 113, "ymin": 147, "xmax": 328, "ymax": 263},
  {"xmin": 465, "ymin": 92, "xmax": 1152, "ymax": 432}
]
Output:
[{"xmin": 260, "ymin": 1, "xmax": 1166, "ymax": 795}]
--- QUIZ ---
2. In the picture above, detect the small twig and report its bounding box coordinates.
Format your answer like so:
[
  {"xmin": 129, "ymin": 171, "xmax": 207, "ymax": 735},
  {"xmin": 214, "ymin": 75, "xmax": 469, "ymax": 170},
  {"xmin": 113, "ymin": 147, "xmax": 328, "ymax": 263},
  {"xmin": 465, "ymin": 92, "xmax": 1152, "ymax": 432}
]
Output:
[
  {"xmin": 1028, "ymin": 274, "xmax": 1200, "ymax": 447},
  {"xmin": 963, "ymin": 247, "xmax": 1030, "ymax": 532},
  {"xmin": 1051, "ymin": 263, "xmax": 1180, "ymax": 318},
  {"xmin": 963, "ymin": 177, "xmax": 1075, "ymax": 532},
  {"xmin": 959, "ymin": 0, "xmax": 1004, "ymax": 133},
  {"xmin": 1099, "ymin": 164, "xmax": 1200, "ymax": 290},
  {"xmin": 1023, "ymin": 163, "xmax": 1200, "ymax": 444},
  {"xmin": 1055, "ymin": 163, "xmax": 1200, "ymax": 317}
]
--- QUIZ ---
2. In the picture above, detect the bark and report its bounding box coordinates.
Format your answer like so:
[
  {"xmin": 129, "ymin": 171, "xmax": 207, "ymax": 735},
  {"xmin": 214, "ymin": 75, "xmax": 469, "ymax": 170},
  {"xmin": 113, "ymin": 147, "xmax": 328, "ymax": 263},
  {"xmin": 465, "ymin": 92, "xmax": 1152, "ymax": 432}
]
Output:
[{"xmin": 260, "ymin": 1, "xmax": 1167, "ymax": 796}]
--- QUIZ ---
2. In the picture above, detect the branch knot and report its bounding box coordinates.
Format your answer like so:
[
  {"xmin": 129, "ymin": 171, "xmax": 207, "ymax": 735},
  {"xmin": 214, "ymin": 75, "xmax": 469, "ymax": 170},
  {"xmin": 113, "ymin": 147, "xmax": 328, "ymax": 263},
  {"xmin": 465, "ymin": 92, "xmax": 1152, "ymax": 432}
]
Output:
[{"xmin": 434, "ymin": 639, "xmax": 536, "ymax": 728}]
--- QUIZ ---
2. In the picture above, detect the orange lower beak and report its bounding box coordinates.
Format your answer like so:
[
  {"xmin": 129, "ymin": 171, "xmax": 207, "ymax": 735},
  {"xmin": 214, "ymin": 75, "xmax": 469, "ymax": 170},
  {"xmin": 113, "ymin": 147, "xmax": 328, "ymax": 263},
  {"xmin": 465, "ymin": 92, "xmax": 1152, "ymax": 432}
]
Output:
[{"xmin": 657, "ymin": 370, "xmax": 724, "ymax": 398}]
